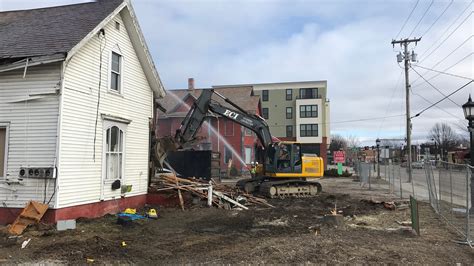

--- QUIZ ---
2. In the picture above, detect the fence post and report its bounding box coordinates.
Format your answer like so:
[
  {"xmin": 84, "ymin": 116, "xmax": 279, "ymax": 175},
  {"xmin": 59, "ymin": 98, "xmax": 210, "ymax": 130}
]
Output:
[
  {"xmin": 399, "ymin": 166, "xmax": 403, "ymax": 199},
  {"xmin": 449, "ymin": 164, "xmax": 453, "ymax": 223},
  {"xmin": 466, "ymin": 166, "xmax": 471, "ymax": 246}
]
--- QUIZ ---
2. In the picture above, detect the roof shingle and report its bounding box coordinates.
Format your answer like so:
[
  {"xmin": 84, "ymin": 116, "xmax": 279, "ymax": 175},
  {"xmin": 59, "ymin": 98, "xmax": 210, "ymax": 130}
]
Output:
[{"xmin": 0, "ymin": 0, "xmax": 123, "ymax": 59}]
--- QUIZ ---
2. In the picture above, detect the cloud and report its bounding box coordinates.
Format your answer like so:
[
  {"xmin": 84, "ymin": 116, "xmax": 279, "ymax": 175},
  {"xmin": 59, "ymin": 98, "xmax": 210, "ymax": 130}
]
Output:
[{"xmin": 2, "ymin": 0, "xmax": 472, "ymax": 146}]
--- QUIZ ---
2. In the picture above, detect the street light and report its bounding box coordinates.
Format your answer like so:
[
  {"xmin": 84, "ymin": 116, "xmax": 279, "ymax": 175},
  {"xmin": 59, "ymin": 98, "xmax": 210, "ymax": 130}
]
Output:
[
  {"xmin": 462, "ymin": 95, "xmax": 474, "ymax": 213},
  {"xmin": 376, "ymin": 138, "xmax": 381, "ymax": 178}
]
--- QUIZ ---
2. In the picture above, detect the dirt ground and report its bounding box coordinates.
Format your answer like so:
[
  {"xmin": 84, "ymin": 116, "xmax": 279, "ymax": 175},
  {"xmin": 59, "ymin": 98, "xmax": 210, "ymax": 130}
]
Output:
[{"xmin": 1, "ymin": 177, "xmax": 473, "ymax": 264}]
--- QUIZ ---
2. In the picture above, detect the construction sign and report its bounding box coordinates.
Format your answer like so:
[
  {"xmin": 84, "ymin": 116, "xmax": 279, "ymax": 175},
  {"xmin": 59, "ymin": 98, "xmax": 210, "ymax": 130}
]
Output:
[{"xmin": 334, "ymin": 151, "xmax": 345, "ymax": 163}]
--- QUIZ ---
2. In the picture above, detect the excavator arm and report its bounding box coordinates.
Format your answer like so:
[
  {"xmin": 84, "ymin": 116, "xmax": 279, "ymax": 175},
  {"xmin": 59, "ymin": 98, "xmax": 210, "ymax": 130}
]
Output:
[{"xmin": 154, "ymin": 89, "xmax": 273, "ymax": 168}]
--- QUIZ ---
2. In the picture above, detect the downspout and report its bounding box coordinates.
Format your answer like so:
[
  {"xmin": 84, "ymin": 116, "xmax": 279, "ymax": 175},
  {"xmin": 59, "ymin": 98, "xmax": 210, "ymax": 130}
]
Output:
[{"xmin": 53, "ymin": 58, "xmax": 68, "ymax": 209}]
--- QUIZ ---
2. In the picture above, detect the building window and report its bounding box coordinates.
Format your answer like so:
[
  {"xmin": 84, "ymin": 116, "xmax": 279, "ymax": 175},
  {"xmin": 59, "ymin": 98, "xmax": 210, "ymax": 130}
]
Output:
[
  {"xmin": 225, "ymin": 120, "xmax": 234, "ymax": 136},
  {"xmin": 224, "ymin": 146, "xmax": 233, "ymax": 163},
  {"xmin": 262, "ymin": 108, "xmax": 269, "ymax": 119},
  {"xmin": 300, "ymin": 105, "xmax": 318, "ymax": 118},
  {"xmin": 286, "ymin": 89, "xmax": 292, "ymax": 100},
  {"xmin": 300, "ymin": 124, "xmax": 318, "ymax": 137},
  {"xmin": 262, "ymin": 90, "xmax": 269, "ymax": 101},
  {"xmin": 244, "ymin": 128, "xmax": 253, "ymax": 136},
  {"xmin": 0, "ymin": 126, "xmax": 8, "ymax": 178},
  {"xmin": 286, "ymin": 107, "xmax": 293, "ymax": 119},
  {"xmin": 244, "ymin": 147, "xmax": 252, "ymax": 164},
  {"xmin": 299, "ymin": 88, "xmax": 318, "ymax": 99},
  {"xmin": 104, "ymin": 125, "xmax": 124, "ymax": 180},
  {"xmin": 286, "ymin": 125, "xmax": 293, "ymax": 138},
  {"xmin": 115, "ymin": 21, "xmax": 121, "ymax": 31},
  {"xmin": 110, "ymin": 52, "xmax": 122, "ymax": 92}
]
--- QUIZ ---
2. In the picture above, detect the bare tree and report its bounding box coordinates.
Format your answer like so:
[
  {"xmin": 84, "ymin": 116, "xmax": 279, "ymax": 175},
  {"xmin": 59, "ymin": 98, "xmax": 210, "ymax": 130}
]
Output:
[
  {"xmin": 428, "ymin": 123, "xmax": 460, "ymax": 160},
  {"xmin": 329, "ymin": 134, "xmax": 347, "ymax": 152},
  {"xmin": 346, "ymin": 134, "xmax": 361, "ymax": 148}
]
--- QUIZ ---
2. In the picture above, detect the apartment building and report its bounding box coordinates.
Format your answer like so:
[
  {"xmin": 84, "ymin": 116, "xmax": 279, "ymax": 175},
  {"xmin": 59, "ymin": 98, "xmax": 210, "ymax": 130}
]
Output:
[{"xmin": 214, "ymin": 81, "xmax": 330, "ymax": 168}]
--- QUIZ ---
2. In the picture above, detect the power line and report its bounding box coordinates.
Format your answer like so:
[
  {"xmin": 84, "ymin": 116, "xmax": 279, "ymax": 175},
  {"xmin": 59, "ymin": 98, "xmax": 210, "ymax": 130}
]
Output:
[
  {"xmin": 412, "ymin": 80, "xmax": 473, "ymax": 118},
  {"xmin": 328, "ymin": 114, "xmax": 406, "ymax": 125},
  {"xmin": 410, "ymin": 65, "xmax": 461, "ymax": 107},
  {"xmin": 408, "ymin": 0, "xmax": 434, "ymax": 37},
  {"xmin": 377, "ymin": 71, "xmax": 404, "ymax": 137},
  {"xmin": 412, "ymin": 52, "xmax": 473, "ymax": 88},
  {"xmin": 419, "ymin": 1, "xmax": 473, "ymax": 62},
  {"xmin": 411, "ymin": 33, "xmax": 473, "ymax": 85},
  {"xmin": 421, "ymin": 0, "xmax": 454, "ymax": 37},
  {"xmin": 395, "ymin": 0, "xmax": 420, "ymax": 39},
  {"xmin": 410, "ymin": 88, "xmax": 463, "ymax": 121},
  {"xmin": 413, "ymin": 64, "xmax": 473, "ymax": 81}
]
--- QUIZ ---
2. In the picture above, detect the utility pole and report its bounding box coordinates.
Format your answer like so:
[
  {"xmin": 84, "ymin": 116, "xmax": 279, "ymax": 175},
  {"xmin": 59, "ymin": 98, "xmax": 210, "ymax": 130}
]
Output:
[{"xmin": 391, "ymin": 37, "xmax": 421, "ymax": 183}]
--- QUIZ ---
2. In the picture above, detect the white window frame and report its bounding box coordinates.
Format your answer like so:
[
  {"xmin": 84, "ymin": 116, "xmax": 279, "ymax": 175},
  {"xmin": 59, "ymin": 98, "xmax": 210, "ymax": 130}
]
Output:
[
  {"xmin": 0, "ymin": 123, "xmax": 9, "ymax": 179},
  {"xmin": 108, "ymin": 49, "xmax": 124, "ymax": 94},
  {"xmin": 244, "ymin": 147, "xmax": 252, "ymax": 164},
  {"xmin": 102, "ymin": 120, "xmax": 127, "ymax": 182}
]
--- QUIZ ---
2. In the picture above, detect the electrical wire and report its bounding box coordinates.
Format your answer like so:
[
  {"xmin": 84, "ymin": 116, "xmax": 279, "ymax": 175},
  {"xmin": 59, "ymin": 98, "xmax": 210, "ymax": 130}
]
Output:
[
  {"xmin": 410, "ymin": 65, "xmax": 461, "ymax": 107},
  {"xmin": 93, "ymin": 31, "xmax": 106, "ymax": 161},
  {"xmin": 410, "ymin": 88, "xmax": 463, "ymax": 121},
  {"xmin": 419, "ymin": 1, "xmax": 473, "ymax": 62},
  {"xmin": 395, "ymin": 0, "xmax": 420, "ymax": 39},
  {"xmin": 325, "ymin": 114, "xmax": 405, "ymax": 125},
  {"xmin": 420, "ymin": 0, "xmax": 454, "ymax": 37},
  {"xmin": 413, "ymin": 64, "xmax": 473, "ymax": 81},
  {"xmin": 412, "ymin": 80, "xmax": 473, "ymax": 118},
  {"xmin": 377, "ymin": 71, "xmax": 404, "ymax": 137},
  {"xmin": 408, "ymin": 0, "xmax": 434, "ymax": 37},
  {"xmin": 412, "ymin": 52, "xmax": 473, "ymax": 89}
]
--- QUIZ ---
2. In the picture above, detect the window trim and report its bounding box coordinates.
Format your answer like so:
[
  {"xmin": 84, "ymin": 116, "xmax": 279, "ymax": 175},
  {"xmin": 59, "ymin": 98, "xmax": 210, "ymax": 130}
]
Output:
[
  {"xmin": 224, "ymin": 120, "xmax": 234, "ymax": 136},
  {"xmin": 299, "ymin": 105, "xmax": 318, "ymax": 118},
  {"xmin": 101, "ymin": 120, "xmax": 127, "ymax": 186},
  {"xmin": 300, "ymin": 124, "xmax": 318, "ymax": 137},
  {"xmin": 262, "ymin": 108, "xmax": 269, "ymax": 119},
  {"xmin": 0, "ymin": 123, "xmax": 9, "ymax": 179},
  {"xmin": 108, "ymin": 50, "xmax": 124, "ymax": 94},
  {"xmin": 262, "ymin": 90, "xmax": 269, "ymax": 102},
  {"xmin": 286, "ymin": 107, "xmax": 293, "ymax": 119},
  {"xmin": 286, "ymin": 89, "xmax": 292, "ymax": 100},
  {"xmin": 286, "ymin": 125, "xmax": 293, "ymax": 138}
]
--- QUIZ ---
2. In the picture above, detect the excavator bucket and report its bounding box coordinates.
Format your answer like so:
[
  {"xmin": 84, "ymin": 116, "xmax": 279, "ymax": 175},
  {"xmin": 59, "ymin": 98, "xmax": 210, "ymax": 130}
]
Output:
[{"xmin": 153, "ymin": 136, "xmax": 179, "ymax": 169}]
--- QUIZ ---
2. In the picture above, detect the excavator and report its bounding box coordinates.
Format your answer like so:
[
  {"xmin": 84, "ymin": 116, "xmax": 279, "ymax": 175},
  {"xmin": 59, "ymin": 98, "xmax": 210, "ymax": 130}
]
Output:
[{"xmin": 154, "ymin": 89, "xmax": 324, "ymax": 198}]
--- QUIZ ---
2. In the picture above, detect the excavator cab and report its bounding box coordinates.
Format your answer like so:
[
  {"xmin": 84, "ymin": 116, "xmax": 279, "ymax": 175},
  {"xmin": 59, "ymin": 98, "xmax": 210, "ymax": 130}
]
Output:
[{"xmin": 265, "ymin": 142, "xmax": 302, "ymax": 174}]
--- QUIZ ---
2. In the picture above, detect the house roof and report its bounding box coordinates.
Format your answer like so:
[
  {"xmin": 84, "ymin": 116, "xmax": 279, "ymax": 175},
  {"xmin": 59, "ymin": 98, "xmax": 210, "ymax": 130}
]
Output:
[
  {"xmin": 0, "ymin": 0, "xmax": 165, "ymax": 97},
  {"xmin": 157, "ymin": 87, "xmax": 261, "ymax": 118},
  {"xmin": 0, "ymin": 0, "xmax": 122, "ymax": 59}
]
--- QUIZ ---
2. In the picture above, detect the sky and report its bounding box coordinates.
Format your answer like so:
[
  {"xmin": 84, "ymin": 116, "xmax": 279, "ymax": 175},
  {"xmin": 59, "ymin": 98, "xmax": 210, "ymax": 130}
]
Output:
[{"xmin": 1, "ymin": 0, "xmax": 472, "ymax": 146}]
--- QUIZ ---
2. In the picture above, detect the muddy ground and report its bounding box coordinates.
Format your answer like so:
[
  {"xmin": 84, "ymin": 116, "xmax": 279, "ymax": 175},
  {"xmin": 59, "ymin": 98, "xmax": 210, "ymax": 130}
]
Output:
[{"xmin": 0, "ymin": 177, "xmax": 472, "ymax": 264}]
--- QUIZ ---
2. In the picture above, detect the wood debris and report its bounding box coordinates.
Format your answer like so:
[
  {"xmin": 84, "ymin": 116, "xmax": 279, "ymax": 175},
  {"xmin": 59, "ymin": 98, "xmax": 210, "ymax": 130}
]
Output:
[{"xmin": 150, "ymin": 174, "xmax": 274, "ymax": 209}]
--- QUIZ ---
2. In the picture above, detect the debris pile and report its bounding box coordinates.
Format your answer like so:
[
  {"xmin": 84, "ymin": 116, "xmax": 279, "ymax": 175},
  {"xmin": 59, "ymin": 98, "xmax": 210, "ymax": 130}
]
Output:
[{"xmin": 149, "ymin": 174, "xmax": 274, "ymax": 209}]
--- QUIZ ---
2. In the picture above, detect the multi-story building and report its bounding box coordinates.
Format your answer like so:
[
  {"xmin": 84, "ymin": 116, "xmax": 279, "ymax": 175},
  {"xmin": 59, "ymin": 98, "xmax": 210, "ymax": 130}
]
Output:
[{"xmin": 214, "ymin": 81, "xmax": 330, "ymax": 168}]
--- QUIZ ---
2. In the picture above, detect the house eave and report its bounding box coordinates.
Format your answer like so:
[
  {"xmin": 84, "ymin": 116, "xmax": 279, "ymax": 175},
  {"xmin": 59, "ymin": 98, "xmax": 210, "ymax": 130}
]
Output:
[{"xmin": 0, "ymin": 54, "xmax": 65, "ymax": 73}]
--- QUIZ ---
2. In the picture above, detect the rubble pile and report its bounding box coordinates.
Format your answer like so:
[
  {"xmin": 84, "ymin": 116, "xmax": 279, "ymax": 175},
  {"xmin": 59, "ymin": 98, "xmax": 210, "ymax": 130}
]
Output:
[{"xmin": 149, "ymin": 174, "xmax": 274, "ymax": 209}]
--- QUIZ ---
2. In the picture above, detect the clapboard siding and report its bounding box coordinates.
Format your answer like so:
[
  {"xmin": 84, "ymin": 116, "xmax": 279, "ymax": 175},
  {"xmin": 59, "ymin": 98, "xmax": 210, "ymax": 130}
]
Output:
[
  {"xmin": 0, "ymin": 63, "xmax": 61, "ymax": 208},
  {"xmin": 58, "ymin": 13, "xmax": 152, "ymax": 208}
]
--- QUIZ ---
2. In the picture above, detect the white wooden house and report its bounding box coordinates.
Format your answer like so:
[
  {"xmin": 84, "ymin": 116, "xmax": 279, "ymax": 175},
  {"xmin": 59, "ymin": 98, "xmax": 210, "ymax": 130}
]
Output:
[{"xmin": 0, "ymin": 0, "xmax": 165, "ymax": 224}]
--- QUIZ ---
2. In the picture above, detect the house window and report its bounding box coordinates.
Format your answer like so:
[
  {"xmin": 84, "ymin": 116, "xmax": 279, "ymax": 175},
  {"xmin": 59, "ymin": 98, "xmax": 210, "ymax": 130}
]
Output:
[
  {"xmin": 300, "ymin": 124, "xmax": 318, "ymax": 137},
  {"xmin": 104, "ymin": 125, "xmax": 124, "ymax": 180},
  {"xmin": 262, "ymin": 108, "xmax": 269, "ymax": 119},
  {"xmin": 244, "ymin": 147, "xmax": 252, "ymax": 164},
  {"xmin": 224, "ymin": 146, "xmax": 233, "ymax": 163},
  {"xmin": 286, "ymin": 89, "xmax": 292, "ymax": 100},
  {"xmin": 286, "ymin": 125, "xmax": 293, "ymax": 138},
  {"xmin": 300, "ymin": 105, "xmax": 318, "ymax": 118},
  {"xmin": 299, "ymin": 88, "xmax": 318, "ymax": 99},
  {"xmin": 262, "ymin": 90, "xmax": 269, "ymax": 101},
  {"xmin": 225, "ymin": 120, "xmax": 234, "ymax": 136},
  {"xmin": 110, "ymin": 52, "xmax": 122, "ymax": 92},
  {"xmin": 115, "ymin": 21, "xmax": 121, "ymax": 31},
  {"xmin": 286, "ymin": 107, "xmax": 293, "ymax": 119},
  {"xmin": 0, "ymin": 126, "xmax": 7, "ymax": 178}
]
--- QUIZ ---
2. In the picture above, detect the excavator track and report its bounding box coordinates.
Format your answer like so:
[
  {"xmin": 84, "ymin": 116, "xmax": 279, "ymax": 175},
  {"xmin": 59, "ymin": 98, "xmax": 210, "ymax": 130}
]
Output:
[{"xmin": 258, "ymin": 180, "xmax": 322, "ymax": 198}]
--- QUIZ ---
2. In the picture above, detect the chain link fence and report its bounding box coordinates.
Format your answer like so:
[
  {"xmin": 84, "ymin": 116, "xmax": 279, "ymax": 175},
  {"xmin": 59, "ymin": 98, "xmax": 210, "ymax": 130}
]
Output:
[{"xmin": 425, "ymin": 161, "xmax": 473, "ymax": 246}]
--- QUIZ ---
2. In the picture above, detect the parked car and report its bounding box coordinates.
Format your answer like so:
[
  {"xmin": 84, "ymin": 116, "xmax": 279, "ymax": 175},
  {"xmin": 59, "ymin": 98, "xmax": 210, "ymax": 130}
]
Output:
[{"xmin": 412, "ymin": 161, "xmax": 424, "ymax": 169}]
